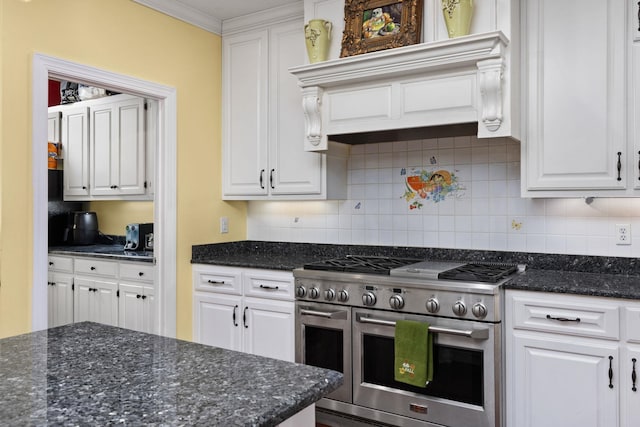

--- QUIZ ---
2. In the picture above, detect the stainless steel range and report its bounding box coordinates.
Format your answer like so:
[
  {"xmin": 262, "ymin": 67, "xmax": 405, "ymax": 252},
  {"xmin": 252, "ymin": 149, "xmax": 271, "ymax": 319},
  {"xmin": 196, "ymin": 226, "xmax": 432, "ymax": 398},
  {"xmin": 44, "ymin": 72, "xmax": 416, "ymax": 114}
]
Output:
[{"xmin": 293, "ymin": 255, "xmax": 522, "ymax": 427}]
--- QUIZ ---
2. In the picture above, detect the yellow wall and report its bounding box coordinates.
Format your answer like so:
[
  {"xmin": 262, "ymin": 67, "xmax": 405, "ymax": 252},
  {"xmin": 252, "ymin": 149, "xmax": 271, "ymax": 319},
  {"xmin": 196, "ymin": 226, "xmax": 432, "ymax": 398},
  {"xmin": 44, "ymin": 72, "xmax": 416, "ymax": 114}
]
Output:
[
  {"xmin": 0, "ymin": 0, "xmax": 247, "ymax": 339},
  {"xmin": 88, "ymin": 201, "xmax": 154, "ymax": 235}
]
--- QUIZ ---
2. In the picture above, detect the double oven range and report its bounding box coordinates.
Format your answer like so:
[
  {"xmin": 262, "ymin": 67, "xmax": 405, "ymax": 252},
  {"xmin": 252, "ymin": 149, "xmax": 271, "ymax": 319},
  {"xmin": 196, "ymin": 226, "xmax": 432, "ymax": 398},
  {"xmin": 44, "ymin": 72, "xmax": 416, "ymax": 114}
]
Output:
[{"xmin": 294, "ymin": 255, "xmax": 522, "ymax": 427}]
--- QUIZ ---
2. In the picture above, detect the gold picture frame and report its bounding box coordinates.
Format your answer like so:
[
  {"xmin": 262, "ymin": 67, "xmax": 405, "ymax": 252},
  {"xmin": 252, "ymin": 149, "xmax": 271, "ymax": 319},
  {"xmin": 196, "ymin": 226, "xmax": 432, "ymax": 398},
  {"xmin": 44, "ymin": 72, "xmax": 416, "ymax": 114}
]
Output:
[{"xmin": 340, "ymin": 0, "xmax": 423, "ymax": 58}]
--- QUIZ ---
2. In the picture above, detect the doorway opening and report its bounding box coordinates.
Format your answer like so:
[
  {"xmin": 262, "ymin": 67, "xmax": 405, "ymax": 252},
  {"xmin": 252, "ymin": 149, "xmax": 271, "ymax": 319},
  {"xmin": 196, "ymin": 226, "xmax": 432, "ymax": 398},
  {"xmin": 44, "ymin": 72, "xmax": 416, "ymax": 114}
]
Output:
[{"xmin": 33, "ymin": 54, "xmax": 177, "ymax": 337}]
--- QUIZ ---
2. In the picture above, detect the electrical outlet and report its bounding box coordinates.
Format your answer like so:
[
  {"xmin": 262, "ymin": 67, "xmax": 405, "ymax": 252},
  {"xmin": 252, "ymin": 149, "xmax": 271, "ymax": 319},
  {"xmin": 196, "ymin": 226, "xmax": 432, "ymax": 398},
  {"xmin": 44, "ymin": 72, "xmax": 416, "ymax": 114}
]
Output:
[
  {"xmin": 220, "ymin": 217, "xmax": 229, "ymax": 234},
  {"xmin": 615, "ymin": 223, "xmax": 631, "ymax": 245}
]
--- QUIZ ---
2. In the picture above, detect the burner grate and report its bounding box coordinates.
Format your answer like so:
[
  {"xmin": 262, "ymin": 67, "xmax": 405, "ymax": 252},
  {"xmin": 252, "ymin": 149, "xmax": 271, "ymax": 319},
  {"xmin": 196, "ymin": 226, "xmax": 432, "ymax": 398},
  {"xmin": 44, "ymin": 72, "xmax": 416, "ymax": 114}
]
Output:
[
  {"xmin": 438, "ymin": 263, "xmax": 518, "ymax": 283},
  {"xmin": 303, "ymin": 255, "xmax": 423, "ymax": 275}
]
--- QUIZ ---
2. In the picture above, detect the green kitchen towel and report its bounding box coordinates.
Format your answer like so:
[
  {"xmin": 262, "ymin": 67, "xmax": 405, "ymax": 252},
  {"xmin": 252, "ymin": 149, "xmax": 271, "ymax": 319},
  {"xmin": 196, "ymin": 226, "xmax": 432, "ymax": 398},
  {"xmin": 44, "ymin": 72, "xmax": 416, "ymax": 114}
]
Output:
[{"xmin": 394, "ymin": 319, "xmax": 433, "ymax": 387}]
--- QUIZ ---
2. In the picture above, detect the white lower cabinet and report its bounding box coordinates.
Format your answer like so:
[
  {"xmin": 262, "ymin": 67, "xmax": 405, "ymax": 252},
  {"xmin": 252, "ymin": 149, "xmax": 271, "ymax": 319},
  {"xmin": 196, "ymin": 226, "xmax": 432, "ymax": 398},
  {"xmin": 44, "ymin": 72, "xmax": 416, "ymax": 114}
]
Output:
[
  {"xmin": 48, "ymin": 254, "xmax": 156, "ymax": 332},
  {"xmin": 74, "ymin": 276, "xmax": 118, "ymax": 326},
  {"xmin": 47, "ymin": 255, "xmax": 74, "ymax": 327},
  {"xmin": 118, "ymin": 261, "xmax": 156, "ymax": 334},
  {"xmin": 192, "ymin": 265, "xmax": 295, "ymax": 362},
  {"xmin": 506, "ymin": 290, "xmax": 640, "ymax": 427}
]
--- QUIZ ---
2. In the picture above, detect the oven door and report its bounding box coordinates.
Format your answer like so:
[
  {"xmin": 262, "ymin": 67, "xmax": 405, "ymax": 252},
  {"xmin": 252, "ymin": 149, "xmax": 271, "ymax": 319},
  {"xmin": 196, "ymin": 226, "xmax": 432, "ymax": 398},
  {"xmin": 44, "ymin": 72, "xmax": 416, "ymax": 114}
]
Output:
[
  {"xmin": 352, "ymin": 308, "xmax": 500, "ymax": 427},
  {"xmin": 295, "ymin": 301, "xmax": 352, "ymax": 403}
]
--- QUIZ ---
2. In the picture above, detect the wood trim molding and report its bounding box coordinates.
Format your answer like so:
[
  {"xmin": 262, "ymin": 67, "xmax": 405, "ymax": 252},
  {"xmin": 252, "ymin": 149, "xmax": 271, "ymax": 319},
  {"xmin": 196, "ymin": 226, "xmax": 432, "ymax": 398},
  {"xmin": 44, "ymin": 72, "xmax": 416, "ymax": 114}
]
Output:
[{"xmin": 32, "ymin": 53, "xmax": 178, "ymax": 337}]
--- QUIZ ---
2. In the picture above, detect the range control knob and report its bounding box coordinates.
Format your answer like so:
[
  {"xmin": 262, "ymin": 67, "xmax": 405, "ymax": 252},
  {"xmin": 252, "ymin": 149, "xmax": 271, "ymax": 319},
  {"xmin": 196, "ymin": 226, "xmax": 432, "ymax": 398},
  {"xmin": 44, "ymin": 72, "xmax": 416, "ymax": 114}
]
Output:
[
  {"xmin": 452, "ymin": 301, "xmax": 467, "ymax": 316},
  {"xmin": 362, "ymin": 292, "xmax": 377, "ymax": 306},
  {"xmin": 309, "ymin": 287, "xmax": 320, "ymax": 299},
  {"xmin": 389, "ymin": 294, "xmax": 405, "ymax": 310},
  {"xmin": 472, "ymin": 303, "xmax": 488, "ymax": 319},
  {"xmin": 324, "ymin": 288, "xmax": 336, "ymax": 301},
  {"xmin": 425, "ymin": 297, "xmax": 440, "ymax": 313},
  {"xmin": 338, "ymin": 290, "xmax": 349, "ymax": 302},
  {"xmin": 295, "ymin": 286, "xmax": 306, "ymax": 298}
]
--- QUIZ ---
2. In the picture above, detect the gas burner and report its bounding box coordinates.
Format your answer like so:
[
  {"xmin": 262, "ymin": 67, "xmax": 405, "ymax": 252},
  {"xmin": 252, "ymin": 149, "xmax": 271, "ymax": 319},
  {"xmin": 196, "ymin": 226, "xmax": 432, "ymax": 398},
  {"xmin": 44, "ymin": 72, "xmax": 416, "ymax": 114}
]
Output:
[
  {"xmin": 303, "ymin": 255, "xmax": 424, "ymax": 275},
  {"xmin": 438, "ymin": 262, "xmax": 519, "ymax": 283}
]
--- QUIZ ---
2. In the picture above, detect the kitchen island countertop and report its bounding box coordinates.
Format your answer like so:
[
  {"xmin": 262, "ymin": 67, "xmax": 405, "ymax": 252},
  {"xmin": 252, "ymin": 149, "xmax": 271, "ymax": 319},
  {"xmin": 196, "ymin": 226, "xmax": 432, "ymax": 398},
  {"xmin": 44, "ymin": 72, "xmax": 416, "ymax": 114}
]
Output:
[{"xmin": 0, "ymin": 322, "xmax": 342, "ymax": 426}]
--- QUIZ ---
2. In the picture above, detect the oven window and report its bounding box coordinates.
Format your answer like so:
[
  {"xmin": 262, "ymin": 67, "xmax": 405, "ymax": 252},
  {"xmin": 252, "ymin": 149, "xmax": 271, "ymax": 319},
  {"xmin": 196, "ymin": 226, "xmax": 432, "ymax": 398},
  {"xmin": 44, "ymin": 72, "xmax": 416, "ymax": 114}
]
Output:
[
  {"xmin": 304, "ymin": 326, "xmax": 344, "ymax": 373},
  {"xmin": 362, "ymin": 334, "xmax": 483, "ymax": 406}
]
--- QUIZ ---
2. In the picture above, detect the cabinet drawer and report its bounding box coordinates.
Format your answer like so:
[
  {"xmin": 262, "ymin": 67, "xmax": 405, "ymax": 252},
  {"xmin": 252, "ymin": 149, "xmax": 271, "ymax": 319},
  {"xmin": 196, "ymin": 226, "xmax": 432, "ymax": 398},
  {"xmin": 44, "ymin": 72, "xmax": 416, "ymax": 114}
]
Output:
[
  {"xmin": 193, "ymin": 265, "xmax": 242, "ymax": 295},
  {"xmin": 625, "ymin": 306, "xmax": 640, "ymax": 343},
  {"xmin": 244, "ymin": 269, "xmax": 294, "ymax": 301},
  {"xmin": 74, "ymin": 257, "xmax": 118, "ymax": 278},
  {"xmin": 510, "ymin": 291, "xmax": 620, "ymax": 340},
  {"xmin": 48, "ymin": 255, "xmax": 73, "ymax": 273},
  {"xmin": 119, "ymin": 262, "xmax": 155, "ymax": 283}
]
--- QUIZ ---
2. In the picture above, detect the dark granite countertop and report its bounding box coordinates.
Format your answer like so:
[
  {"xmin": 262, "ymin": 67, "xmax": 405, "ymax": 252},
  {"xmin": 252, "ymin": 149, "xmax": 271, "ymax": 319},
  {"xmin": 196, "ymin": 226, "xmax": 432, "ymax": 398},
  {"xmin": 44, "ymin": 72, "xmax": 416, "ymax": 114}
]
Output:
[
  {"xmin": 192, "ymin": 241, "xmax": 640, "ymax": 300},
  {"xmin": 0, "ymin": 322, "xmax": 342, "ymax": 426},
  {"xmin": 504, "ymin": 269, "xmax": 640, "ymax": 300},
  {"xmin": 49, "ymin": 244, "xmax": 154, "ymax": 263}
]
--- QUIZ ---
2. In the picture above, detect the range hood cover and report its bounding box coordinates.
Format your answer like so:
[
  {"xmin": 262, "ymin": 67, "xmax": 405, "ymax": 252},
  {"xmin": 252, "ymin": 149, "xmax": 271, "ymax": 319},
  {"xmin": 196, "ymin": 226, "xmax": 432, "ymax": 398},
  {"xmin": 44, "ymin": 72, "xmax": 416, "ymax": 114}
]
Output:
[{"xmin": 289, "ymin": 31, "xmax": 516, "ymax": 151}]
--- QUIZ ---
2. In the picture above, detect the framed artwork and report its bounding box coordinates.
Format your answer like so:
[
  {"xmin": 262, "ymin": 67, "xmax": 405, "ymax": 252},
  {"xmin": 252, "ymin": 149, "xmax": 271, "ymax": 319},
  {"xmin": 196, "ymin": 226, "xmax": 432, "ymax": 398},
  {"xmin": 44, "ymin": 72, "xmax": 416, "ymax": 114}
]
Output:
[{"xmin": 340, "ymin": 0, "xmax": 423, "ymax": 58}]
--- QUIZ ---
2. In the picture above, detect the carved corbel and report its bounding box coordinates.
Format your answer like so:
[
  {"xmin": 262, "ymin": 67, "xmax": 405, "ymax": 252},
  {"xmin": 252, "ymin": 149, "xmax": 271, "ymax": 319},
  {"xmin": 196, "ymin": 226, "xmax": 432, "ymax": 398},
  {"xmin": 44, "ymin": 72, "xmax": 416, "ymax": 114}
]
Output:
[
  {"xmin": 301, "ymin": 86, "xmax": 324, "ymax": 150},
  {"xmin": 477, "ymin": 58, "xmax": 504, "ymax": 132}
]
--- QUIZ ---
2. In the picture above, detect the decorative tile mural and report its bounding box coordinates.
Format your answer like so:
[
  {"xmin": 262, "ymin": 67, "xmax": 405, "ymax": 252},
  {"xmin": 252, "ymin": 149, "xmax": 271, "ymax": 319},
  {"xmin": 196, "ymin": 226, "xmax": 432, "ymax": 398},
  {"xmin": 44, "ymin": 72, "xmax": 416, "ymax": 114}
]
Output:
[{"xmin": 401, "ymin": 167, "xmax": 465, "ymax": 208}]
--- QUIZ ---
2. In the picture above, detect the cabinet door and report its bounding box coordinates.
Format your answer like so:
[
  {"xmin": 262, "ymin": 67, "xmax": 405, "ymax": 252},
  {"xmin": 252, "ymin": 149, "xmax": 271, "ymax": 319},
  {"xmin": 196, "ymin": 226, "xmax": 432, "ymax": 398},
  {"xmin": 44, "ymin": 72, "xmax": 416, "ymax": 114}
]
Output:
[
  {"xmin": 142, "ymin": 285, "xmax": 156, "ymax": 335},
  {"xmin": 48, "ymin": 272, "xmax": 73, "ymax": 328},
  {"xmin": 193, "ymin": 293, "xmax": 242, "ymax": 351},
  {"xmin": 621, "ymin": 345, "xmax": 640, "ymax": 427},
  {"xmin": 62, "ymin": 106, "xmax": 90, "ymax": 197},
  {"xmin": 523, "ymin": 0, "xmax": 626, "ymax": 191},
  {"xmin": 115, "ymin": 97, "xmax": 146, "ymax": 195},
  {"xmin": 243, "ymin": 297, "xmax": 294, "ymax": 362},
  {"xmin": 74, "ymin": 277, "xmax": 117, "ymax": 326},
  {"xmin": 222, "ymin": 29, "xmax": 269, "ymax": 197},
  {"xmin": 91, "ymin": 97, "xmax": 146, "ymax": 196},
  {"xmin": 511, "ymin": 331, "xmax": 619, "ymax": 427},
  {"xmin": 268, "ymin": 21, "xmax": 322, "ymax": 196},
  {"xmin": 633, "ymin": 43, "xmax": 640, "ymax": 189},
  {"xmin": 48, "ymin": 111, "xmax": 61, "ymax": 143},
  {"xmin": 118, "ymin": 283, "xmax": 145, "ymax": 332},
  {"xmin": 73, "ymin": 277, "xmax": 94, "ymax": 323},
  {"xmin": 93, "ymin": 279, "xmax": 118, "ymax": 326}
]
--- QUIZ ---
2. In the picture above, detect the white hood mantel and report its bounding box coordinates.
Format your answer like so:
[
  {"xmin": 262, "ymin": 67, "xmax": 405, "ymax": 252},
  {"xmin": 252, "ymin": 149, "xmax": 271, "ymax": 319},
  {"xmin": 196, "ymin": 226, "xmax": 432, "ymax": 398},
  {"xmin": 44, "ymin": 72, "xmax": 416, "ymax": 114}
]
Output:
[{"xmin": 289, "ymin": 31, "xmax": 518, "ymax": 151}]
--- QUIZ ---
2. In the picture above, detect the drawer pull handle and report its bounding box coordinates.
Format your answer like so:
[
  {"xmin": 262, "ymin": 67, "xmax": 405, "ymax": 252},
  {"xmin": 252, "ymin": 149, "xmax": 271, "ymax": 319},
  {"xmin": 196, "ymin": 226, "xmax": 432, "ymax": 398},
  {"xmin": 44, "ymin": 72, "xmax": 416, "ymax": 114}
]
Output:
[
  {"xmin": 609, "ymin": 356, "xmax": 614, "ymax": 389},
  {"xmin": 633, "ymin": 358, "xmax": 637, "ymax": 392},
  {"xmin": 232, "ymin": 305, "xmax": 238, "ymax": 327},
  {"xmin": 207, "ymin": 280, "xmax": 225, "ymax": 285},
  {"xmin": 546, "ymin": 314, "xmax": 580, "ymax": 323},
  {"xmin": 617, "ymin": 152, "xmax": 622, "ymax": 181},
  {"xmin": 259, "ymin": 284, "xmax": 279, "ymax": 290},
  {"xmin": 243, "ymin": 306, "xmax": 249, "ymax": 329}
]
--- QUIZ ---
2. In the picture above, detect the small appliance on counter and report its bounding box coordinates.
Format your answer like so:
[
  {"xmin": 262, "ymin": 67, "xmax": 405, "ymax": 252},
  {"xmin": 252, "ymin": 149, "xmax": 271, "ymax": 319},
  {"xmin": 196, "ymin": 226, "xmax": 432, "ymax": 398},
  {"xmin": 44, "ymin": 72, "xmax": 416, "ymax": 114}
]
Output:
[
  {"xmin": 125, "ymin": 223, "xmax": 153, "ymax": 251},
  {"xmin": 72, "ymin": 211, "xmax": 99, "ymax": 245}
]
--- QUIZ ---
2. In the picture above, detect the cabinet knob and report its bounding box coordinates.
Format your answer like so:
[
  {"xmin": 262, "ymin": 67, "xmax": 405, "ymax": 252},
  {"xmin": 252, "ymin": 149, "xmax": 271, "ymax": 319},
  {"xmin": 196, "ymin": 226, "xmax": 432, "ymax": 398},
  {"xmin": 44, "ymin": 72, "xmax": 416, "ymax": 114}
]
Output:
[
  {"xmin": 138, "ymin": 272, "xmax": 144, "ymax": 277},
  {"xmin": 137, "ymin": 294, "xmax": 141, "ymax": 299},
  {"xmin": 90, "ymin": 266, "xmax": 96, "ymax": 271}
]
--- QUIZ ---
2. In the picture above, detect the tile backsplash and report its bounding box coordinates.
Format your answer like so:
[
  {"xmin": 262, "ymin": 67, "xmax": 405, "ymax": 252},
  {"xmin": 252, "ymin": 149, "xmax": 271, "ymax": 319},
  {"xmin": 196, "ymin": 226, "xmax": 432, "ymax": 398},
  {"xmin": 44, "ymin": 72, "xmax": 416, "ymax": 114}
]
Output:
[{"xmin": 247, "ymin": 136, "xmax": 640, "ymax": 258}]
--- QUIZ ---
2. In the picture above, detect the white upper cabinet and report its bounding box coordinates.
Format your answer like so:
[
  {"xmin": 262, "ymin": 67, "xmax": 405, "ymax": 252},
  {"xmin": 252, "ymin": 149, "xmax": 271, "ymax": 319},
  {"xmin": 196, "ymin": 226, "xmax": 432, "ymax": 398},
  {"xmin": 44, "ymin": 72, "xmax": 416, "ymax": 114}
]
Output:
[
  {"xmin": 521, "ymin": 0, "xmax": 634, "ymax": 196},
  {"xmin": 61, "ymin": 105, "xmax": 91, "ymax": 198},
  {"xmin": 90, "ymin": 95, "xmax": 146, "ymax": 197},
  {"xmin": 221, "ymin": 6, "xmax": 348, "ymax": 200},
  {"xmin": 51, "ymin": 93, "xmax": 153, "ymax": 201}
]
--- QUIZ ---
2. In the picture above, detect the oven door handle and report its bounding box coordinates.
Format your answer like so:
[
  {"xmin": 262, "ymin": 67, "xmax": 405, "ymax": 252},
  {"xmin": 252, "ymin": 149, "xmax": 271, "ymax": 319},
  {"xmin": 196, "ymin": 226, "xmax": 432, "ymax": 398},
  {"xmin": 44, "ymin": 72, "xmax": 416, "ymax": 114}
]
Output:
[
  {"xmin": 356, "ymin": 314, "xmax": 489, "ymax": 340},
  {"xmin": 300, "ymin": 308, "xmax": 348, "ymax": 319}
]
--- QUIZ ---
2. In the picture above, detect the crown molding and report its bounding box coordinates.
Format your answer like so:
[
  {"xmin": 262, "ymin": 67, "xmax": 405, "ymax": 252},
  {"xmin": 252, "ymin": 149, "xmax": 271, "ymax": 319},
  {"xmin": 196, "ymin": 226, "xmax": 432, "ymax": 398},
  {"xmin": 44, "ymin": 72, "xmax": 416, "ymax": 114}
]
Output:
[
  {"xmin": 133, "ymin": 0, "xmax": 222, "ymax": 34},
  {"xmin": 221, "ymin": 1, "xmax": 304, "ymax": 36}
]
